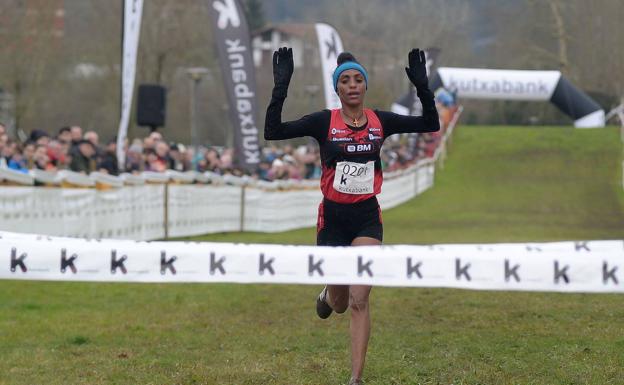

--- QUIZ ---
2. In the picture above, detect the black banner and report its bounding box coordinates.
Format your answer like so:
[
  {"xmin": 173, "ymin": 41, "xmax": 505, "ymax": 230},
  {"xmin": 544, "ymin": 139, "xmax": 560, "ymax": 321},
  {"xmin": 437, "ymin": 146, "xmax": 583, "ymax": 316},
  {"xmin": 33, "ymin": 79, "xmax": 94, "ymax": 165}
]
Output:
[{"xmin": 208, "ymin": 0, "xmax": 261, "ymax": 171}]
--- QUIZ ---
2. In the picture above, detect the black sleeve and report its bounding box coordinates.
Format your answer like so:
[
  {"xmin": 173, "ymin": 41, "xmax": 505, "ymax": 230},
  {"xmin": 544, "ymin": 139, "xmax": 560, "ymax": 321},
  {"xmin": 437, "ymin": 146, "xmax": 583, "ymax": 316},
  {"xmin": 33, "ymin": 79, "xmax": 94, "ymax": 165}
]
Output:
[
  {"xmin": 376, "ymin": 87, "xmax": 440, "ymax": 137},
  {"xmin": 264, "ymin": 92, "xmax": 329, "ymax": 143}
]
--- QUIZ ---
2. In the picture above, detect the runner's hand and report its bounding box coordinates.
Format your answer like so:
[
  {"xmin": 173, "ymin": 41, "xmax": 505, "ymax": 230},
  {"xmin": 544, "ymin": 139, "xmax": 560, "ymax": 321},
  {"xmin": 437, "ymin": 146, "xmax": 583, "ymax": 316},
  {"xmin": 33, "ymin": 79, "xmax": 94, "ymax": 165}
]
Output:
[
  {"xmin": 405, "ymin": 48, "xmax": 428, "ymax": 90},
  {"xmin": 272, "ymin": 47, "xmax": 294, "ymax": 89}
]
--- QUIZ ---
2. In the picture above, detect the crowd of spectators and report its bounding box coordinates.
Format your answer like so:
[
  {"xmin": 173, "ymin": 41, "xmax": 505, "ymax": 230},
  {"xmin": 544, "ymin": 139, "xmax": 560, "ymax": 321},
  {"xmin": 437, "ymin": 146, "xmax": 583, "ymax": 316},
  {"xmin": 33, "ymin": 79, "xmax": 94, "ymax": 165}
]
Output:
[
  {"xmin": 0, "ymin": 123, "xmax": 324, "ymax": 181},
  {"xmin": 0, "ymin": 89, "xmax": 458, "ymax": 181}
]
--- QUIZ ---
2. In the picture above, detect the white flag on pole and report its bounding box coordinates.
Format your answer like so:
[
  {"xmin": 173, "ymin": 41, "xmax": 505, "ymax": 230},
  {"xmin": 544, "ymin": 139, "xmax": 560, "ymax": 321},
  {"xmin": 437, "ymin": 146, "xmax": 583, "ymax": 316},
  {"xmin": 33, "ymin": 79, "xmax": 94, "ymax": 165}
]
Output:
[
  {"xmin": 315, "ymin": 23, "xmax": 344, "ymax": 110},
  {"xmin": 116, "ymin": 0, "xmax": 144, "ymax": 171}
]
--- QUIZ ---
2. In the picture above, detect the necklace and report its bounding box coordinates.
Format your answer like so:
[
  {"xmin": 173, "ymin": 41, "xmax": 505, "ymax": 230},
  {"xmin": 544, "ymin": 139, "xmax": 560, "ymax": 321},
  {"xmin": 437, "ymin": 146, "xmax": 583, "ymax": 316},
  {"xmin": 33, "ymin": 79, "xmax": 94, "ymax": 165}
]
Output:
[{"xmin": 342, "ymin": 109, "xmax": 364, "ymax": 127}]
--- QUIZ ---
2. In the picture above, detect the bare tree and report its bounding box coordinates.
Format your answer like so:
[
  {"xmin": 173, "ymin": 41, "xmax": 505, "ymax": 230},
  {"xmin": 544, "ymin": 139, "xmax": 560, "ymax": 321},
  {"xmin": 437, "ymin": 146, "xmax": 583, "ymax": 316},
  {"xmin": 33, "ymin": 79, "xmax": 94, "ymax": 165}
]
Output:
[
  {"xmin": 300, "ymin": 0, "xmax": 473, "ymax": 109},
  {"xmin": 569, "ymin": 0, "xmax": 624, "ymax": 108},
  {"xmin": 2, "ymin": 0, "xmax": 622, "ymax": 136},
  {"xmin": 547, "ymin": 0, "xmax": 570, "ymax": 73},
  {"xmin": 0, "ymin": 0, "xmax": 64, "ymax": 133}
]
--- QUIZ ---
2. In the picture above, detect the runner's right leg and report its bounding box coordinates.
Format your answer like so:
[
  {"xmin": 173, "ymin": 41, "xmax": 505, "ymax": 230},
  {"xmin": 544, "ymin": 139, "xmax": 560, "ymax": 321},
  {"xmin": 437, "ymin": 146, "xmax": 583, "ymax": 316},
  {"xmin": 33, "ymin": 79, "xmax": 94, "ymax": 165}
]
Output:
[
  {"xmin": 328, "ymin": 285, "xmax": 349, "ymax": 313},
  {"xmin": 316, "ymin": 284, "xmax": 348, "ymax": 319}
]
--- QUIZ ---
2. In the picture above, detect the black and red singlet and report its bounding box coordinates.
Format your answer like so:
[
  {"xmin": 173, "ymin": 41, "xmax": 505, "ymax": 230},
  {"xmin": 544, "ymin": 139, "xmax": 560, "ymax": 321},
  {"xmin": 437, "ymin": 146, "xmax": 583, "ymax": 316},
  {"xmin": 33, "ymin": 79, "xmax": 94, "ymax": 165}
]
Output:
[{"xmin": 264, "ymin": 90, "xmax": 440, "ymax": 204}]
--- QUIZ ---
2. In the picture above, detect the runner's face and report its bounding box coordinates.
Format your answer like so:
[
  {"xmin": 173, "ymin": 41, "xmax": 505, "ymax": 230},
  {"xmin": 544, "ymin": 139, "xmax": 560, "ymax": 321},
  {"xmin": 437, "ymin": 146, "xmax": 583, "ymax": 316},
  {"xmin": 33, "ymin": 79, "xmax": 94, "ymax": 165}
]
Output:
[{"xmin": 337, "ymin": 69, "xmax": 366, "ymax": 108}]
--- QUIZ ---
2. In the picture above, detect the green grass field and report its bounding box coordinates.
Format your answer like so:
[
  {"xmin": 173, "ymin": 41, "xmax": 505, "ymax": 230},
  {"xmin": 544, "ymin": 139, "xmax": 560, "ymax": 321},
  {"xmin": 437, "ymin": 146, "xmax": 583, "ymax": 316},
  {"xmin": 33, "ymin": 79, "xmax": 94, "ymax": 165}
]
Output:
[{"xmin": 1, "ymin": 126, "xmax": 623, "ymax": 385}]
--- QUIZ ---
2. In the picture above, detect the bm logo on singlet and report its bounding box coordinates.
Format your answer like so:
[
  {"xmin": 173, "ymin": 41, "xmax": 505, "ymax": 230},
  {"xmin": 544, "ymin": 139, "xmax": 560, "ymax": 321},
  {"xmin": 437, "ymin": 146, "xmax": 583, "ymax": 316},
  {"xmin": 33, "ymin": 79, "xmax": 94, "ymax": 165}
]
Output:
[{"xmin": 345, "ymin": 143, "xmax": 373, "ymax": 154}]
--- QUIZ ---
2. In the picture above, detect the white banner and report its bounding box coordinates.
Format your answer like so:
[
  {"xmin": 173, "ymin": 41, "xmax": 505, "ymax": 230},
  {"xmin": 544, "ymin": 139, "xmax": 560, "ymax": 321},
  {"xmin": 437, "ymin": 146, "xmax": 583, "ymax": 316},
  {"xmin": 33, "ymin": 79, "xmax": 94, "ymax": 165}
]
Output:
[
  {"xmin": 242, "ymin": 187, "xmax": 321, "ymax": 232},
  {"xmin": 315, "ymin": 23, "xmax": 344, "ymax": 110},
  {"xmin": 378, "ymin": 161, "xmax": 434, "ymax": 210},
  {"xmin": 116, "ymin": 0, "xmax": 144, "ymax": 170},
  {"xmin": 0, "ymin": 185, "xmax": 164, "ymax": 240},
  {"xmin": 0, "ymin": 163, "xmax": 434, "ymax": 240},
  {"xmin": 1, "ymin": 232, "xmax": 622, "ymax": 292},
  {"xmin": 437, "ymin": 67, "xmax": 561, "ymax": 101},
  {"xmin": 167, "ymin": 184, "xmax": 243, "ymax": 237}
]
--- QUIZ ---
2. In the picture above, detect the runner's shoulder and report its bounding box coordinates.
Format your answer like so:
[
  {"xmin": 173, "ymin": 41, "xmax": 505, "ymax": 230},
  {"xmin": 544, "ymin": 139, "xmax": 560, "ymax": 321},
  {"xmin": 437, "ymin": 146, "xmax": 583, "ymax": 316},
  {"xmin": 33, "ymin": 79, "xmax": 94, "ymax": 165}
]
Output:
[
  {"xmin": 301, "ymin": 110, "xmax": 332, "ymax": 139},
  {"xmin": 303, "ymin": 109, "xmax": 331, "ymax": 122},
  {"xmin": 372, "ymin": 109, "xmax": 396, "ymax": 120}
]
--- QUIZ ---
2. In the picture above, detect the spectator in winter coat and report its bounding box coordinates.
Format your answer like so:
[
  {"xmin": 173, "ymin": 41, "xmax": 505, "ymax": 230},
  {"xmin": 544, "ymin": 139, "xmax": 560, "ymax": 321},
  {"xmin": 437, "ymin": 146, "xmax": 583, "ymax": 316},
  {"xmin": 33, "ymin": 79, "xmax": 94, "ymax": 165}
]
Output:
[
  {"xmin": 69, "ymin": 139, "xmax": 96, "ymax": 174},
  {"xmin": 97, "ymin": 139, "xmax": 119, "ymax": 175}
]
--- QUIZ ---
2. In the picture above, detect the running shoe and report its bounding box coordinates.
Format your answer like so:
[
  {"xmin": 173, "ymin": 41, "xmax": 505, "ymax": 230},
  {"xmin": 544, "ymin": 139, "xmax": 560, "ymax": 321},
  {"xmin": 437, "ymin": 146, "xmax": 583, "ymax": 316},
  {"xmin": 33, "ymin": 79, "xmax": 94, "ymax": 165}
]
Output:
[
  {"xmin": 316, "ymin": 286, "xmax": 333, "ymax": 319},
  {"xmin": 348, "ymin": 378, "xmax": 362, "ymax": 385}
]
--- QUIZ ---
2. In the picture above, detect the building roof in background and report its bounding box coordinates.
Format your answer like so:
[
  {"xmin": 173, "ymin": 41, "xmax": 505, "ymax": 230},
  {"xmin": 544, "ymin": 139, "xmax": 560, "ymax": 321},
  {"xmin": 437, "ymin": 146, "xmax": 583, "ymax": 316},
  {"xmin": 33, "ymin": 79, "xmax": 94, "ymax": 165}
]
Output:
[{"xmin": 252, "ymin": 23, "xmax": 313, "ymax": 39}]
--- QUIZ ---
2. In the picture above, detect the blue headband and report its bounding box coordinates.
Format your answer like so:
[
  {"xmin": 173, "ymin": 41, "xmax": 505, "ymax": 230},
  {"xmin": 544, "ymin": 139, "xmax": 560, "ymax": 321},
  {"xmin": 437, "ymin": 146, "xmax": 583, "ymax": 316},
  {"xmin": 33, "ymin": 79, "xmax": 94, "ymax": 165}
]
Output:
[{"xmin": 332, "ymin": 62, "xmax": 368, "ymax": 92}]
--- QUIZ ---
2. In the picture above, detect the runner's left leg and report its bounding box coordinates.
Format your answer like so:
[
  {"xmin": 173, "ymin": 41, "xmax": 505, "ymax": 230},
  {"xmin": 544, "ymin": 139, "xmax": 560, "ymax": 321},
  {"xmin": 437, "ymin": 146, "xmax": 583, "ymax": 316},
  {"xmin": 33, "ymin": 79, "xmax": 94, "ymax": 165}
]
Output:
[{"xmin": 349, "ymin": 236, "xmax": 380, "ymax": 382}]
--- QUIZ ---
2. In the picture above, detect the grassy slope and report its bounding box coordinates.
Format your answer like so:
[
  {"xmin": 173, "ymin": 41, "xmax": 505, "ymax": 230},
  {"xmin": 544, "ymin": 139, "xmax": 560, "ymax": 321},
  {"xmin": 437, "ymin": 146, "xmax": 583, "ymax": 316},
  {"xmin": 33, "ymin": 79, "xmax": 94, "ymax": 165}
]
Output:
[
  {"xmin": 188, "ymin": 125, "xmax": 624, "ymax": 244},
  {"xmin": 1, "ymin": 126, "xmax": 623, "ymax": 385}
]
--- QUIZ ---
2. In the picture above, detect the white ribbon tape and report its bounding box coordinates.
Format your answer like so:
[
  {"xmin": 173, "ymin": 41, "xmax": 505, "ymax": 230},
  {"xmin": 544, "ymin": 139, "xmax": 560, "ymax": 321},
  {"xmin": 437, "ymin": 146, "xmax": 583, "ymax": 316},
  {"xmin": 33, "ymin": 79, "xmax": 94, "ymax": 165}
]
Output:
[{"xmin": 1, "ymin": 232, "xmax": 623, "ymax": 293}]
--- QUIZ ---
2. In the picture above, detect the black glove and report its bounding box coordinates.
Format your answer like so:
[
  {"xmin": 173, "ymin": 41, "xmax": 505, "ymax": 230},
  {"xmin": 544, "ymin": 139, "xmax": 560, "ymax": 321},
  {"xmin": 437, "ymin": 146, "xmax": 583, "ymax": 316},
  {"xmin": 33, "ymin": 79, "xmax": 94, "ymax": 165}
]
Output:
[
  {"xmin": 404, "ymin": 48, "xmax": 429, "ymax": 90},
  {"xmin": 272, "ymin": 47, "xmax": 293, "ymax": 94}
]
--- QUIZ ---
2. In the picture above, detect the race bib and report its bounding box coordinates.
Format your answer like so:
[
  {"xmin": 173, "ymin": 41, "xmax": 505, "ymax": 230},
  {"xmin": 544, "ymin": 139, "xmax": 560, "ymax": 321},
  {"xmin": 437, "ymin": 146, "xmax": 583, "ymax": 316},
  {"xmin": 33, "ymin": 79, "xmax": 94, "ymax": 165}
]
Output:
[{"xmin": 333, "ymin": 161, "xmax": 375, "ymax": 195}]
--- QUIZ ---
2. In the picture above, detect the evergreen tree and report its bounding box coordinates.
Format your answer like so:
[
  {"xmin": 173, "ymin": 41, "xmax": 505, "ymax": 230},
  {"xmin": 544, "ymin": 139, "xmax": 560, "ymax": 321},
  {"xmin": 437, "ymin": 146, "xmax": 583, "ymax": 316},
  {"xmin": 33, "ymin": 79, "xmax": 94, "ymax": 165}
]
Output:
[{"xmin": 244, "ymin": 0, "xmax": 265, "ymax": 31}]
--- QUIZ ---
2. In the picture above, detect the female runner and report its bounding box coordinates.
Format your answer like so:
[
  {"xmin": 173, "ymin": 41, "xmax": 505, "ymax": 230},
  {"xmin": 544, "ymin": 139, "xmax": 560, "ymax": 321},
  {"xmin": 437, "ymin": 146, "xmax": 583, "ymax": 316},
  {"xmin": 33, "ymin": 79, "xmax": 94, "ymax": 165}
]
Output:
[{"xmin": 265, "ymin": 47, "xmax": 439, "ymax": 385}]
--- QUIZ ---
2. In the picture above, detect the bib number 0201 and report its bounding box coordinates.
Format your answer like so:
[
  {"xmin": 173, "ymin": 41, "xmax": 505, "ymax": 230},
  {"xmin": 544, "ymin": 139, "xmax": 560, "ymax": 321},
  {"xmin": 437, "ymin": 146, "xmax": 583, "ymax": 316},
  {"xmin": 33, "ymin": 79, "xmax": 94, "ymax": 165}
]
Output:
[
  {"xmin": 342, "ymin": 163, "xmax": 368, "ymax": 177},
  {"xmin": 333, "ymin": 160, "xmax": 375, "ymax": 195}
]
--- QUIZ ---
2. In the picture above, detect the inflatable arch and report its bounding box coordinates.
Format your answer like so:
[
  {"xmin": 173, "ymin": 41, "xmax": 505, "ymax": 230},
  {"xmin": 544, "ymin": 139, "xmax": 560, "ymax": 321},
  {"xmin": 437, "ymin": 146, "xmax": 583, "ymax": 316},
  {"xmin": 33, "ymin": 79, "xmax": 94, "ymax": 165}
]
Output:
[{"xmin": 393, "ymin": 67, "xmax": 605, "ymax": 128}]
